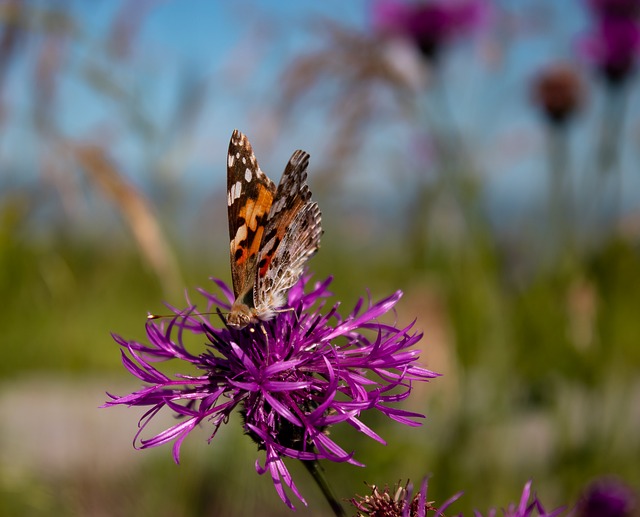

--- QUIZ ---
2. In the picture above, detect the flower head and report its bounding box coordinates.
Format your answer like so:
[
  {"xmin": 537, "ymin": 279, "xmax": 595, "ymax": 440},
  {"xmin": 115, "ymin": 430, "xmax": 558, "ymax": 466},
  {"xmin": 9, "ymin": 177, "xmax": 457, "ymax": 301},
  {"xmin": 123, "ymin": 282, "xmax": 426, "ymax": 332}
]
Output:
[
  {"xmin": 105, "ymin": 275, "xmax": 438, "ymax": 509},
  {"xmin": 349, "ymin": 479, "xmax": 565, "ymax": 517},
  {"xmin": 581, "ymin": 16, "xmax": 640, "ymax": 84},
  {"xmin": 349, "ymin": 478, "xmax": 461, "ymax": 517},
  {"xmin": 581, "ymin": 0, "xmax": 640, "ymax": 85},
  {"xmin": 532, "ymin": 64, "xmax": 584, "ymax": 126},
  {"xmin": 574, "ymin": 478, "xmax": 637, "ymax": 517},
  {"xmin": 372, "ymin": 0, "xmax": 489, "ymax": 61}
]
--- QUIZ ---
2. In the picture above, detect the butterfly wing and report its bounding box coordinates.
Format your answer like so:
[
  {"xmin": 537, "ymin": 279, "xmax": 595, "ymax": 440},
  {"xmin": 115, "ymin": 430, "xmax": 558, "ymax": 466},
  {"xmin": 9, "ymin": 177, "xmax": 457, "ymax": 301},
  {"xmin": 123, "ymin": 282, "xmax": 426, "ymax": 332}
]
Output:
[
  {"xmin": 227, "ymin": 130, "xmax": 276, "ymax": 302},
  {"xmin": 254, "ymin": 150, "xmax": 322, "ymax": 314}
]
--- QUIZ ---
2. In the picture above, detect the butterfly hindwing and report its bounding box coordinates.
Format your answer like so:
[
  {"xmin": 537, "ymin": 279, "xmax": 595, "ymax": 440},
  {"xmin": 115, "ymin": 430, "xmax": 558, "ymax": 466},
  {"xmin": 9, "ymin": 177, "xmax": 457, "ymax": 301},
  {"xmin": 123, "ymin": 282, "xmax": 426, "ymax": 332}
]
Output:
[
  {"xmin": 255, "ymin": 201, "xmax": 322, "ymax": 314},
  {"xmin": 254, "ymin": 150, "xmax": 322, "ymax": 313},
  {"xmin": 227, "ymin": 129, "xmax": 276, "ymax": 302}
]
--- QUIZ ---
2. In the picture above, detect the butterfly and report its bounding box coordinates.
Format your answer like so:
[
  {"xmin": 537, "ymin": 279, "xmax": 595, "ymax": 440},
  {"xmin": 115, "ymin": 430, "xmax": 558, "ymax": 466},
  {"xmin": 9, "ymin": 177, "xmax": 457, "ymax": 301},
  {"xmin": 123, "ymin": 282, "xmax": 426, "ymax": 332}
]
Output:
[{"xmin": 226, "ymin": 130, "xmax": 322, "ymax": 329}]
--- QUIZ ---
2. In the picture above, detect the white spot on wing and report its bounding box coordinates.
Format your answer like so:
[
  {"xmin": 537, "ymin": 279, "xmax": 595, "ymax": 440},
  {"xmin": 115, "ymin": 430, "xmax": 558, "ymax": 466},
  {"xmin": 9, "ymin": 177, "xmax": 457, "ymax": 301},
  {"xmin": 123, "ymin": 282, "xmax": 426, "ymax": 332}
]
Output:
[
  {"xmin": 232, "ymin": 225, "xmax": 248, "ymax": 244},
  {"xmin": 228, "ymin": 154, "xmax": 235, "ymax": 168},
  {"xmin": 228, "ymin": 181, "xmax": 242, "ymax": 205},
  {"xmin": 245, "ymin": 168, "xmax": 252, "ymax": 182}
]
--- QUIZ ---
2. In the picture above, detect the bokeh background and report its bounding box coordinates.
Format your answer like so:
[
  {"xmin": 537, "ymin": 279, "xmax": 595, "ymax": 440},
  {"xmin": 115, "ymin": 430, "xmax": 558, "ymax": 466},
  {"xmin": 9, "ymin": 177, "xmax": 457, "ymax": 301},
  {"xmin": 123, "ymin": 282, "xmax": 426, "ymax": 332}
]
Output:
[{"xmin": 1, "ymin": 0, "xmax": 640, "ymax": 515}]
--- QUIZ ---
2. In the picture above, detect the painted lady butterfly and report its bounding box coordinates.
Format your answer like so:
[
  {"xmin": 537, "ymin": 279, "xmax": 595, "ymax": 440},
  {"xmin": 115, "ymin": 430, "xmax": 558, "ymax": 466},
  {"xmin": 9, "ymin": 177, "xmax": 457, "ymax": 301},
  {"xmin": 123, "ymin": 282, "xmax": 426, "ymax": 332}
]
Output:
[{"xmin": 226, "ymin": 130, "xmax": 322, "ymax": 329}]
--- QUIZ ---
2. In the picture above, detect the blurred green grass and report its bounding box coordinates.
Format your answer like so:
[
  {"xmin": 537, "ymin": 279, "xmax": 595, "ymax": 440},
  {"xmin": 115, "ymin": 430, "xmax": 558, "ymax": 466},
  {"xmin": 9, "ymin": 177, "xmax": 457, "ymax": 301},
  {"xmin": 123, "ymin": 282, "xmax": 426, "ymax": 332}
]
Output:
[
  {"xmin": 1, "ymin": 1, "xmax": 639, "ymax": 514},
  {"xmin": 1, "ymin": 212, "xmax": 639, "ymax": 515}
]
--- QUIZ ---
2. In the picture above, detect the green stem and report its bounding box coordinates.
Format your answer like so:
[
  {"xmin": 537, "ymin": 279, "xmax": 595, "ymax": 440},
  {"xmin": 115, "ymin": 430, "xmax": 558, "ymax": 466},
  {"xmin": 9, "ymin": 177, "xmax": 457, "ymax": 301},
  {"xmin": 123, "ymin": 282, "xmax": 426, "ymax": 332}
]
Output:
[
  {"xmin": 420, "ymin": 71, "xmax": 484, "ymax": 251},
  {"xmin": 547, "ymin": 122, "xmax": 571, "ymax": 256},
  {"xmin": 597, "ymin": 83, "xmax": 627, "ymax": 176},
  {"xmin": 302, "ymin": 459, "xmax": 346, "ymax": 517}
]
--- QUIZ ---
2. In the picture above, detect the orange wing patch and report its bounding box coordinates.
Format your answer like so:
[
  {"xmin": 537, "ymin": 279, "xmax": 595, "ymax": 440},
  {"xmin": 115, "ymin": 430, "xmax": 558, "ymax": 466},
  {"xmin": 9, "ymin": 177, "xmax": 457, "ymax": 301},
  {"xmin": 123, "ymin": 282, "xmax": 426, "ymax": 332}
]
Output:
[
  {"xmin": 231, "ymin": 188, "xmax": 274, "ymax": 266},
  {"xmin": 227, "ymin": 130, "xmax": 276, "ymax": 302}
]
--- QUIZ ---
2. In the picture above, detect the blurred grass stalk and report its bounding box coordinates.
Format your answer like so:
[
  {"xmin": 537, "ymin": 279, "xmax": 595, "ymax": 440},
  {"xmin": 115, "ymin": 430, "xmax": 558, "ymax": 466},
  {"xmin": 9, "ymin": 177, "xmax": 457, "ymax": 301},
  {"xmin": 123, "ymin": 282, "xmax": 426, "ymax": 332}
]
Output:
[
  {"xmin": 594, "ymin": 82, "xmax": 629, "ymax": 228},
  {"xmin": 546, "ymin": 123, "xmax": 572, "ymax": 259},
  {"xmin": 73, "ymin": 143, "xmax": 183, "ymax": 298},
  {"xmin": 403, "ymin": 68, "xmax": 486, "ymax": 269}
]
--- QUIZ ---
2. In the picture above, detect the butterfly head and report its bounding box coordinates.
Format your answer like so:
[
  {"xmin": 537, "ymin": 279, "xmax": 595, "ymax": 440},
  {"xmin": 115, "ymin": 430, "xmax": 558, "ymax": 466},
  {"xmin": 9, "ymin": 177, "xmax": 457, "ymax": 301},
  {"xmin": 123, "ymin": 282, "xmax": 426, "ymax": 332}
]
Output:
[{"xmin": 227, "ymin": 302, "xmax": 255, "ymax": 330}]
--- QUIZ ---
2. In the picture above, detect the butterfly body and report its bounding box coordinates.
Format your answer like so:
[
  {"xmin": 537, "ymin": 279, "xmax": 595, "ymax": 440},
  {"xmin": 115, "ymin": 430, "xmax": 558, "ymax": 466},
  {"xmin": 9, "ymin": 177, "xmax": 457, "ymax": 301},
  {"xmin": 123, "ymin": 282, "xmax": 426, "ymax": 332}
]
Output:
[{"xmin": 226, "ymin": 130, "xmax": 322, "ymax": 329}]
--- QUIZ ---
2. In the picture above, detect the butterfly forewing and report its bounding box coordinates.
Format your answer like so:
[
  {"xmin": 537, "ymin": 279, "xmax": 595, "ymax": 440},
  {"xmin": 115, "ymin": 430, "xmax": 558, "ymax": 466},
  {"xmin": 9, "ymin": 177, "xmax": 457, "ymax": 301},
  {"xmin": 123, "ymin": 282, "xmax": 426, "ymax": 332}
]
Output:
[{"xmin": 227, "ymin": 129, "xmax": 276, "ymax": 301}]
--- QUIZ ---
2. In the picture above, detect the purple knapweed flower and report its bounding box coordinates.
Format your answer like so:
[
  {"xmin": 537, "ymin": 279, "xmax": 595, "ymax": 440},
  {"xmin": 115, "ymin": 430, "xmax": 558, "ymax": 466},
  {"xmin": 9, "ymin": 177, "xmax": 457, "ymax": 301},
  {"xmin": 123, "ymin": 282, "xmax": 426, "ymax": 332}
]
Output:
[
  {"xmin": 105, "ymin": 275, "xmax": 438, "ymax": 509},
  {"xmin": 372, "ymin": 0, "xmax": 489, "ymax": 61},
  {"xmin": 467, "ymin": 481, "xmax": 566, "ymax": 517},
  {"xmin": 581, "ymin": 16, "xmax": 640, "ymax": 84},
  {"xmin": 573, "ymin": 477, "xmax": 637, "ymax": 517}
]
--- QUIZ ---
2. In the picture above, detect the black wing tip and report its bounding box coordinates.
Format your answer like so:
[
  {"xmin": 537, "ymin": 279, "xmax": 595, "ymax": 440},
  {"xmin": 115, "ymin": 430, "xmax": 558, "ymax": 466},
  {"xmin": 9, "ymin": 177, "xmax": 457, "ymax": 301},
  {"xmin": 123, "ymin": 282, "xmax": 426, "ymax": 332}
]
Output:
[
  {"xmin": 289, "ymin": 149, "xmax": 310, "ymax": 169},
  {"xmin": 230, "ymin": 129, "xmax": 248, "ymax": 148}
]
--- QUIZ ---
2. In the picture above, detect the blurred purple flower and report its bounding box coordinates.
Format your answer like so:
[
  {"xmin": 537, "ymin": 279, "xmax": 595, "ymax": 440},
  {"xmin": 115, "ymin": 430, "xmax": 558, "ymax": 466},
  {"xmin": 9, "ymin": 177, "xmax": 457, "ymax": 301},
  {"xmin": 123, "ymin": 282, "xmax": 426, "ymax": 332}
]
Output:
[
  {"xmin": 574, "ymin": 478, "xmax": 637, "ymax": 517},
  {"xmin": 581, "ymin": 16, "xmax": 640, "ymax": 83},
  {"xmin": 372, "ymin": 0, "xmax": 490, "ymax": 61},
  {"xmin": 587, "ymin": 0, "xmax": 640, "ymax": 18},
  {"xmin": 105, "ymin": 275, "xmax": 438, "ymax": 509}
]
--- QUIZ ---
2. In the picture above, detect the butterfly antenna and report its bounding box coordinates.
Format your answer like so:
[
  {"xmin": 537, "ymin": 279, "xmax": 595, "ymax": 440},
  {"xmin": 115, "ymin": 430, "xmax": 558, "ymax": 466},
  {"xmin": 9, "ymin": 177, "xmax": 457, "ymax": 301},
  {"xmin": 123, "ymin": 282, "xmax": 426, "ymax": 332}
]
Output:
[{"xmin": 147, "ymin": 310, "xmax": 229, "ymax": 320}]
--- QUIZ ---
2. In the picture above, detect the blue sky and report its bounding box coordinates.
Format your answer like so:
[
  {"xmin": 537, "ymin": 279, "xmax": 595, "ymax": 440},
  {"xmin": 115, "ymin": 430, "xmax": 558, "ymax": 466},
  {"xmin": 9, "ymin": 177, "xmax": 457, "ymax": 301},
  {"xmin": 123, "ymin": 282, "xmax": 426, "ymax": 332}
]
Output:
[{"xmin": 2, "ymin": 0, "xmax": 639, "ymax": 236}]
